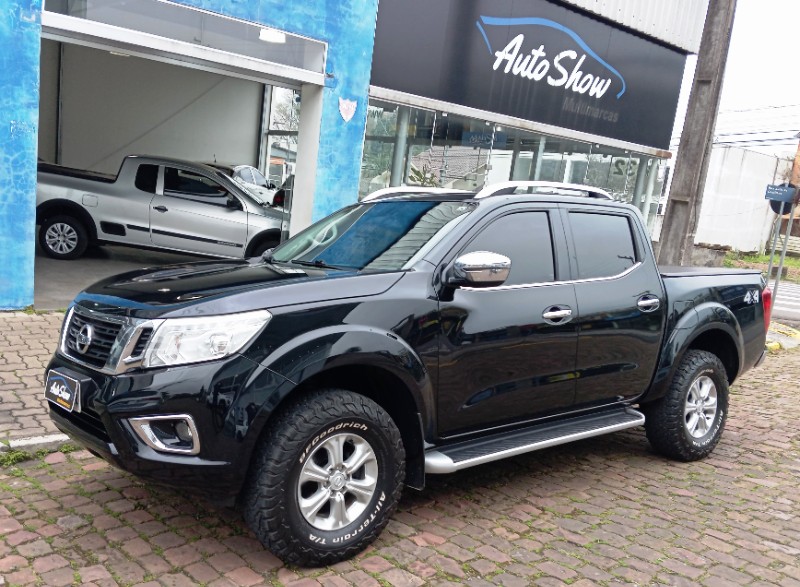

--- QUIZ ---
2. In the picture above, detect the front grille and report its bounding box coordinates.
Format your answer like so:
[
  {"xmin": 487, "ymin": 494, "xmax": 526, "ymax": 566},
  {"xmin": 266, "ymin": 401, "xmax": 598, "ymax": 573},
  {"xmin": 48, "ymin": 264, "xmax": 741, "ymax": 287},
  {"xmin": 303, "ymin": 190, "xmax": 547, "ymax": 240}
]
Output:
[{"xmin": 64, "ymin": 312, "xmax": 122, "ymax": 368}]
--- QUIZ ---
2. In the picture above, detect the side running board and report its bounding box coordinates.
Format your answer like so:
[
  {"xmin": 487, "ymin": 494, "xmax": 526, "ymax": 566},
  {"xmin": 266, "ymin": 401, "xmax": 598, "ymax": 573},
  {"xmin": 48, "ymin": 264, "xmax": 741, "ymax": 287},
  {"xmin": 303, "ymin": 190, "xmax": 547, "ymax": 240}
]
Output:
[{"xmin": 425, "ymin": 407, "xmax": 645, "ymax": 474}]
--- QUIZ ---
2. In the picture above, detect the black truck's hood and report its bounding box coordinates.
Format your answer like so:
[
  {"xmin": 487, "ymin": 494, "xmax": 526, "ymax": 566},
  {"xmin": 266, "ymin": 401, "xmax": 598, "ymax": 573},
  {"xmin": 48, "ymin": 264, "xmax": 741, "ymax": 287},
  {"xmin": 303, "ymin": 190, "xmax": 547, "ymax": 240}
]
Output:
[{"xmin": 73, "ymin": 259, "xmax": 404, "ymax": 319}]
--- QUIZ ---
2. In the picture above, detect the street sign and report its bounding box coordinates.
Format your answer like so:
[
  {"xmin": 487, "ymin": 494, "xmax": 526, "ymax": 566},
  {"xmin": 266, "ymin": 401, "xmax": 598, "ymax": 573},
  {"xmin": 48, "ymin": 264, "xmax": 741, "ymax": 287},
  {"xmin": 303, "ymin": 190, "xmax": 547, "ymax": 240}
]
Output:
[{"xmin": 765, "ymin": 184, "xmax": 797, "ymax": 202}]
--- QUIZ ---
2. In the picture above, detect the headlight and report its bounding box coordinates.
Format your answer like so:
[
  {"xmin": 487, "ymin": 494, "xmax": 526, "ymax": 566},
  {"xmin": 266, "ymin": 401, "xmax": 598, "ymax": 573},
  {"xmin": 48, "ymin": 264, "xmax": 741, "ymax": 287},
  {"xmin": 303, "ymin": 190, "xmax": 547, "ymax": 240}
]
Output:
[{"xmin": 142, "ymin": 310, "xmax": 271, "ymax": 368}]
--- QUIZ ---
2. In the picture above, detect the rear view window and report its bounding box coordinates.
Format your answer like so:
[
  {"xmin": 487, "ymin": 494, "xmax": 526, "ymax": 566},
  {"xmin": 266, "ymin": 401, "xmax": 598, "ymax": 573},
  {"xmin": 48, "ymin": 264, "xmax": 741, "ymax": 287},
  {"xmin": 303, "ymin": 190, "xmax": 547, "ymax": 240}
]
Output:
[
  {"xmin": 570, "ymin": 212, "xmax": 637, "ymax": 279},
  {"xmin": 135, "ymin": 164, "xmax": 158, "ymax": 194}
]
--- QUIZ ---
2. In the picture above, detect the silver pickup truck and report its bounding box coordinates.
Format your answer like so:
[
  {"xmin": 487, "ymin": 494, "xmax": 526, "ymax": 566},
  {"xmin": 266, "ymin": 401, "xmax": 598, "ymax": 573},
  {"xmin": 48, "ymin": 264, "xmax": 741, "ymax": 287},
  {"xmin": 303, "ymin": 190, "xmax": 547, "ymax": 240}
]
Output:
[{"xmin": 36, "ymin": 155, "xmax": 287, "ymax": 260}]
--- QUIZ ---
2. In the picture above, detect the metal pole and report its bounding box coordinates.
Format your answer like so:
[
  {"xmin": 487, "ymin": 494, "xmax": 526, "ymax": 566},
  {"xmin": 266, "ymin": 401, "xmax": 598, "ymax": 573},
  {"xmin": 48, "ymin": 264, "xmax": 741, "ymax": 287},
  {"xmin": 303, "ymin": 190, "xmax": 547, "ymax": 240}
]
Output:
[
  {"xmin": 773, "ymin": 196, "xmax": 797, "ymax": 303},
  {"xmin": 390, "ymin": 106, "xmax": 410, "ymax": 187},
  {"xmin": 766, "ymin": 201, "xmax": 786, "ymax": 283}
]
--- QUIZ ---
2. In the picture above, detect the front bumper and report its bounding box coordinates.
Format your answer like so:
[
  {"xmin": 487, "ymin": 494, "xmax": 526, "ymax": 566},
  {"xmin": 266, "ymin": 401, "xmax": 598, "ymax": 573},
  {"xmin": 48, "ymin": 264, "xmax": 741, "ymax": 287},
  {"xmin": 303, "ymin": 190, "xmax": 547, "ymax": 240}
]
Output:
[{"xmin": 46, "ymin": 352, "xmax": 291, "ymax": 499}]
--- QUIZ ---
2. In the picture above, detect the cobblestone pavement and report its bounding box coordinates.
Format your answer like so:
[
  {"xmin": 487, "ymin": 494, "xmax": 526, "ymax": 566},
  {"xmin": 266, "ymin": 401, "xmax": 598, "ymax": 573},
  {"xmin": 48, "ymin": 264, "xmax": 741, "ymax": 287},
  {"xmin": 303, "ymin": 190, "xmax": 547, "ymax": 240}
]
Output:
[
  {"xmin": 2, "ymin": 311, "xmax": 800, "ymax": 586},
  {"xmin": 0, "ymin": 313, "xmax": 64, "ymax": 445}
]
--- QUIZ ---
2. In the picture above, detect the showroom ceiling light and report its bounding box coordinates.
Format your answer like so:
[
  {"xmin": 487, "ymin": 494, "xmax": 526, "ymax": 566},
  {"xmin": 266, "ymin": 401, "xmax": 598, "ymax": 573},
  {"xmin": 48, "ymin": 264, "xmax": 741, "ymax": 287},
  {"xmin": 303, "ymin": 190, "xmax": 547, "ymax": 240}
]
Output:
[{"xmin": 259, "ymin": 28, "xmax": 286, "ymax": 44}]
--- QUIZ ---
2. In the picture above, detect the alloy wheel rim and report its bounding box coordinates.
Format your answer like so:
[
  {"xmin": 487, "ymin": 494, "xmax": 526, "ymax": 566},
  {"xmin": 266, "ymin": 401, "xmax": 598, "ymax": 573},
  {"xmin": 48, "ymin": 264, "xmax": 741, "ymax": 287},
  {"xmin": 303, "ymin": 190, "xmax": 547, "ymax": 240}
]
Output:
[
  {"xmin": 684, "ymin": 375, "xmax": 718, "ymax": 438},
  {"xmin": 45, "ymin": 223, "xmax": 78, "ymax": 254},
  {"xmin": 297, "ymin": 432, "xmax": 378, "ymax": 531}
]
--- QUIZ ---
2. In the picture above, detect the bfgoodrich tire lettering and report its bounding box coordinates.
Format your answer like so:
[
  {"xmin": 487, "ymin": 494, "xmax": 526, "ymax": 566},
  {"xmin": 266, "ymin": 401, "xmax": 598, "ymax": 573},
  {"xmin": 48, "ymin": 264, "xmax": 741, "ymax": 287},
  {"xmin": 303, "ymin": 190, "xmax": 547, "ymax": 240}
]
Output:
[
  {"xmin": 243, "ymin": 389, "xmax": 405, "ymax": 566},
  {"xmin": 643, "ymin": 349, "xmax": 729, "ymax": 461}
]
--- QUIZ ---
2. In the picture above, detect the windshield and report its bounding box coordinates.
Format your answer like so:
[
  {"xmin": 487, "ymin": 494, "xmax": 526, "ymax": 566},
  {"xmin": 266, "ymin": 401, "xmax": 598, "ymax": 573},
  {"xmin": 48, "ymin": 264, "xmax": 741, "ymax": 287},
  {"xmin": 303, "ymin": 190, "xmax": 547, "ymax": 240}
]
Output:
[{"xmin": 270, "ymin": 200, "xmax": 476, "ymax": 271}]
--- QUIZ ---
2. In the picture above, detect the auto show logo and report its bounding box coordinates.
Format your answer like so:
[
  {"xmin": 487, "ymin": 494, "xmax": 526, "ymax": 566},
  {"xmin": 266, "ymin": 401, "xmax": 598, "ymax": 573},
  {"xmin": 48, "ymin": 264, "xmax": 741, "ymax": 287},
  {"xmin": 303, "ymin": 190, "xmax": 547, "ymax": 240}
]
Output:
[{"xmin": 475, "ymin": 16, "xmax": 627, "ymax": 100}]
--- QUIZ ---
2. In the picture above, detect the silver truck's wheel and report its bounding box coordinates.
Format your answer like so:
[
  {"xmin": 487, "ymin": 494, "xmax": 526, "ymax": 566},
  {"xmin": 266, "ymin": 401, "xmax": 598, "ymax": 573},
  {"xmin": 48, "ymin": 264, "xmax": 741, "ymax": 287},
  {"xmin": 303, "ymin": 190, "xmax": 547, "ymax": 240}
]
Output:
[
  {"xmin": 643, "ymin": 349, "xmax": 729, "ymax": 461},
  {"xmin": 243, "ymin": 389, "xmax": 404, "ymax": 566},
  {"xmin": 39, "ymin": 215, "xmax": 89, "ymax": 260}
]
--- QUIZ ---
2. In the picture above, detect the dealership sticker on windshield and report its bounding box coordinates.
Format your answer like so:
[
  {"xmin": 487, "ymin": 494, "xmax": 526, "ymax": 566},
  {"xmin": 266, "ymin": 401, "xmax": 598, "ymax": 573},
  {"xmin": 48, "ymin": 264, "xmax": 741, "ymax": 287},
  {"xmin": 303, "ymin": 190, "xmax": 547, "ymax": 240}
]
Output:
[{"xmin": 44, "ymin": 370, "xmax": 80, "ymax": 412}]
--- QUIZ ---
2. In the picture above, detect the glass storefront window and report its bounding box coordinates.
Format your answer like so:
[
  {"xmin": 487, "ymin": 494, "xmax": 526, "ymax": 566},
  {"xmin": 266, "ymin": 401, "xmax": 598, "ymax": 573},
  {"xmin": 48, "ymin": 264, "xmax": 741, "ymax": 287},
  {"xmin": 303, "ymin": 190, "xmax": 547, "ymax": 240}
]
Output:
[
  {"xmin": 358, "ymin": 98, "xmax": 667, "ymax": 204},
  {"xmin": 266, "ymin": 86, "xmax": 298, "ymax": 186},
  {"xmin": 584, "ymin": 145, "xmax": 632, "ymax": 200}
]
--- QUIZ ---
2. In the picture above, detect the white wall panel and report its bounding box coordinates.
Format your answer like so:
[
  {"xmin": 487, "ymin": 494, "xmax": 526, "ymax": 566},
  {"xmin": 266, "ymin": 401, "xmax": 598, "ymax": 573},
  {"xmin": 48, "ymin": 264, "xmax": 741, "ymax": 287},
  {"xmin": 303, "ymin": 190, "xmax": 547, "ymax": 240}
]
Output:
[
  {"xmin": 56, "ymin": 43, "xmax": 262, "ymax": 174},
  {"xmin": 563, "ymin": 0, "xmax": 709, "ymax": 53},
  {"xmin": 693, "ymin": 146, "xmax": 782, "ymax": 253}
]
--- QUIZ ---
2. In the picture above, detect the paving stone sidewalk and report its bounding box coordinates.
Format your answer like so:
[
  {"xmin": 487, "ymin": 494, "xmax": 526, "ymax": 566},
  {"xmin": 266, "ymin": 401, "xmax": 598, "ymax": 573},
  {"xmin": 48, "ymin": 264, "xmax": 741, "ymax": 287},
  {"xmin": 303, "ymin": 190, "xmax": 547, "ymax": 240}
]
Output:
[
  {"xmin": 2, "ymin": 311, "xmax": 800, "ymax": 586},
  {"xmin": 0, "ymin": 313, "xmax": 64, "ymax": 447}
]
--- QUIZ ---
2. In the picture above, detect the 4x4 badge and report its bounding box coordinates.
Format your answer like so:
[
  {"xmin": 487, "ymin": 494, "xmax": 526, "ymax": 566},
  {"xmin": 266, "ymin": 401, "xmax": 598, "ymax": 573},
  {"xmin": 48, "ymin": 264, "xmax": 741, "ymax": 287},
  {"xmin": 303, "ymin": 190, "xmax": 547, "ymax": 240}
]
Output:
[{"xmin": 76, "ymin": 324, "xmax": 94, "ymax": 354}]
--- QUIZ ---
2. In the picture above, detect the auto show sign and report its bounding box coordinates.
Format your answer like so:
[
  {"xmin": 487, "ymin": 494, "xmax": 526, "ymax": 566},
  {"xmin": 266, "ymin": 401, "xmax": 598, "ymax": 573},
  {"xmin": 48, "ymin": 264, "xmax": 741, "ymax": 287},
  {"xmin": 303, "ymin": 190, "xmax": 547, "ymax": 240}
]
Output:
[{"xmin": 371, "ymin": 0, "xmax": 686, "ymax": 150}]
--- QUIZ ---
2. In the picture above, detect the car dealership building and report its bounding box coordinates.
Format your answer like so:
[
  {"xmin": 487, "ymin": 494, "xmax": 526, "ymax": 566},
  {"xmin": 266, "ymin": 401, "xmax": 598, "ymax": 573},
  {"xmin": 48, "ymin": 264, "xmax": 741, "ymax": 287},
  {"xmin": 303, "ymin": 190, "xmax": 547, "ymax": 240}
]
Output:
[{"xmin": 1, "ymin": 0, "xmax": 707, "ymax": 309}]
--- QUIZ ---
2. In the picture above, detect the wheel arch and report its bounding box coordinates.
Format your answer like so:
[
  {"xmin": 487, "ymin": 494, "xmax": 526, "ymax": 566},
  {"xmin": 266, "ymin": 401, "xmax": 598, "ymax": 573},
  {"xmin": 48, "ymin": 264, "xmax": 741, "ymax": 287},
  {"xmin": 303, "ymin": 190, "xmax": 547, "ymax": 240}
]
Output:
[
  {"xmin": 642, "ymin": 302, "xmax": 743, "ymax": 405},
  {"xmin": 240, "ymin": 327, "xmax": 433, "ymax": 492},
  {"xmin": 245, "ymin": 228, "xmax": 281, "ymax": 257},
  {"xmin": 36, "ymin": 200, "xmax": 98, "ymax": 242},
  {"xmin": 284, "ymin": 364, "xmax": 426, "ymax": 490}
]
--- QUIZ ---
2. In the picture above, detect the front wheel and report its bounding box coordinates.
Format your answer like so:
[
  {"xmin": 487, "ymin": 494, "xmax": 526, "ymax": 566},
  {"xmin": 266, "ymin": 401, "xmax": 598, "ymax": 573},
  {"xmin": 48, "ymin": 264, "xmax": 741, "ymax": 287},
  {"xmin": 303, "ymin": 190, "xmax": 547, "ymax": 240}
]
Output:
[
  {"xmin": 251, "ymin": 239, "xmax": 279, "ymax": 257},
  {"xmin": 243, "ymin": 389, "xmax": 405, "ymax": 566},
  {"xmin": 643, "ymin": 349, "xmax": 729, "ymax": 461},
  {"xmin": 39, "ymin": 215, "xmax": 89, "ymax": 260}
]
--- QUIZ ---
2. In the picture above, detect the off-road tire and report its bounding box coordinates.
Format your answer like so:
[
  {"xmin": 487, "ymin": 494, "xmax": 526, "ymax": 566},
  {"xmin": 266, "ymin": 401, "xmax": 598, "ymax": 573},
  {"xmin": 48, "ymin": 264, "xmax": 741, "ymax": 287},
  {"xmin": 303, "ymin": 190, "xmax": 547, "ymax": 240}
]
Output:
[
  {"xmin": 243, "ymin": 389, "xmax": 405, "ymax": 566},
  {"xmin": 38, "ymin": 215, "xmax": 89, "ymax": 260},
  {"xmin": 643, "ymin": 349, "xmax": 729, "ymax": 461}
]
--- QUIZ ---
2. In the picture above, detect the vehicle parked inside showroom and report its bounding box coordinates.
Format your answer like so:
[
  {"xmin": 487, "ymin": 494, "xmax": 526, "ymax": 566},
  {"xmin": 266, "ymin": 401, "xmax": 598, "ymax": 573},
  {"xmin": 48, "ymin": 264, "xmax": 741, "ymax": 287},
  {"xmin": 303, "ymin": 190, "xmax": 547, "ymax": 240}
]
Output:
[
  {"xmin": 36, "ymin": 155, "xmax": 287, "ymax": 260},
  {"xmin": 44, "ymin": 180, "xmax": 770, "ymax": 566},
  {"xmin": 204, "ymin": 162, "xmax": 281, "ymax": 207}
]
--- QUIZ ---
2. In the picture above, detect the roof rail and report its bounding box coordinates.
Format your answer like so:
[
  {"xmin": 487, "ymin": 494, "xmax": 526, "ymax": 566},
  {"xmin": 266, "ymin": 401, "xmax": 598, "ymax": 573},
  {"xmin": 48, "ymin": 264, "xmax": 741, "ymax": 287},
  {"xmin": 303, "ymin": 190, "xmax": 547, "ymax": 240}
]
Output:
[
  {"xmin": 362, "ymin": 186, "xmax": 472, "ymax": 202},
  {"xmin": 474, "ymin": 181, "xmax": 613, "ymax": 200}
]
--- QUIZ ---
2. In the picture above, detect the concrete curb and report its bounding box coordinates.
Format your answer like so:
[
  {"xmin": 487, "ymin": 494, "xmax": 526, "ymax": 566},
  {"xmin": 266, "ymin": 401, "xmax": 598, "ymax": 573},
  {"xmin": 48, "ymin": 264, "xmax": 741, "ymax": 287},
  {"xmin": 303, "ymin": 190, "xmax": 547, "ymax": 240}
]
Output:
[
  {"xmin": 0, "ymin": 433, "xmax": 70, "ymax": 453},
  {"xmin": 767, "ymin": 321, "xmax": 800, "ymax": 351}
]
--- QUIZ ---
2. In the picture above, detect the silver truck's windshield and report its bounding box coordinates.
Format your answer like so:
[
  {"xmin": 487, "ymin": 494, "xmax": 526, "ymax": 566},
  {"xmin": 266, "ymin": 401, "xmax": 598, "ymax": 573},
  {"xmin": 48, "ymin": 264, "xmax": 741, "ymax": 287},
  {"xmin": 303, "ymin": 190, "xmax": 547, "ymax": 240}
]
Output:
[{"xmin": 270, "ymin": 200, "xmax": 476, "ymax": 271}]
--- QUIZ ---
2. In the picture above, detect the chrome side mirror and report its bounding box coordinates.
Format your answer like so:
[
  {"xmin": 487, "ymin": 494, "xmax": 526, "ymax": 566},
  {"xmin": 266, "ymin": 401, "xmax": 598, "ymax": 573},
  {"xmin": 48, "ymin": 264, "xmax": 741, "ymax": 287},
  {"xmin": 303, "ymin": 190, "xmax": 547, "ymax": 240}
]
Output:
[{"xmin": 447, "ymin": 251, "xmax": 511, "ymax": 287}]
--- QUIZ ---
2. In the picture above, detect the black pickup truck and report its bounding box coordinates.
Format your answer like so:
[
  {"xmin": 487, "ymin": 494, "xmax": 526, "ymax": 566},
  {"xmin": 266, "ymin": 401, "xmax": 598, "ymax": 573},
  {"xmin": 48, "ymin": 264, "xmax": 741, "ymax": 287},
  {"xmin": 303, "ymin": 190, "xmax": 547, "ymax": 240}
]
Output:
[{"xmin": 45, "ymin": 182, "xmax": 770, "ymax": 566}]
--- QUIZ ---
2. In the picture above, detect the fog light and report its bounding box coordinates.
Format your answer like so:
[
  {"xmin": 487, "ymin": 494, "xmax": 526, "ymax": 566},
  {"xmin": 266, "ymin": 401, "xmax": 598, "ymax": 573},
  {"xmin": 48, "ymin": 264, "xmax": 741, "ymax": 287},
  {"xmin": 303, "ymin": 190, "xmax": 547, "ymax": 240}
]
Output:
[{"xmin": 130, "ymin": 415, "xmax": 200, "ymax": 455}]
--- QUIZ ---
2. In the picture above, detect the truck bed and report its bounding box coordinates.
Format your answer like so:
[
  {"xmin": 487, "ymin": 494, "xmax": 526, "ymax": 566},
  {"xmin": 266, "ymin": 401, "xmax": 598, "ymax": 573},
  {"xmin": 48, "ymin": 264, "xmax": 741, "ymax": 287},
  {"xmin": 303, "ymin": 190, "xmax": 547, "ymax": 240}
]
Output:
[
  {"xmin": 37, "ymin": 162, "xmax": 116, "ymax": 184},
  {"xmin": 659, "ymin": 266, "xmax": 763, "ymax": 278}
]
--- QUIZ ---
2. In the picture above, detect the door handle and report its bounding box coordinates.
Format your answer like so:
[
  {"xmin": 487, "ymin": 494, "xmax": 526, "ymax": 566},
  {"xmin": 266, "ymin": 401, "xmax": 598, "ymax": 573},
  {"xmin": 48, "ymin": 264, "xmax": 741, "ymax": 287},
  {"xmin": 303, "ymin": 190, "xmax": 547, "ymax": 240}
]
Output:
[
  {"xmin": 153, "ymin": 205, "xmax": 168, "ymax": 213},
  {"xmin": 637, "ymin": 295, "xmax": 660, "ymax": 312},
  {"xmin": 542, "ymin": 306, "xmax": 572, "ymax": 324}
]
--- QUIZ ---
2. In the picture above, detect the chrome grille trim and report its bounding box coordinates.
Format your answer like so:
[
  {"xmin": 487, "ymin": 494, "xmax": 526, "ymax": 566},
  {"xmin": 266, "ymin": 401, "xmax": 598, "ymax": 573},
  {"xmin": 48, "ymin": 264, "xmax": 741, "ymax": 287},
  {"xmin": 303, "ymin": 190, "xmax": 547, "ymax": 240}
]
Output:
[{"xmin": 59, "ymin": 305, "xmax": 163, "ymax": 374}]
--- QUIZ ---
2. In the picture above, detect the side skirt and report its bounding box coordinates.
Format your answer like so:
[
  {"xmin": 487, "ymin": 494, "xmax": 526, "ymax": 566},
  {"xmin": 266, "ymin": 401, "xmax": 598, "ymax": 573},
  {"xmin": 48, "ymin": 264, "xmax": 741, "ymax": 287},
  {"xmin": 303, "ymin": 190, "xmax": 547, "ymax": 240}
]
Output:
[{"xmin": 425, "ymin": 407, "xmax": 645, "ymax": 474}]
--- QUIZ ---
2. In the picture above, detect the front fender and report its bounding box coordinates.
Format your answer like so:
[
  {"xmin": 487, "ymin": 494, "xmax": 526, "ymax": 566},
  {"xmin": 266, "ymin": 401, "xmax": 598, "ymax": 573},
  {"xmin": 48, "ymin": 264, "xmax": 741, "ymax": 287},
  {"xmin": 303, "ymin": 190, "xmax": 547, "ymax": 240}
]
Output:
[
  {"xmin": 267, "ymin": 325, "xmax": 430, "ymax": 405},
  {"xmin": 641, "ymin": 301, "xmax": 744, "ymax": 403}
]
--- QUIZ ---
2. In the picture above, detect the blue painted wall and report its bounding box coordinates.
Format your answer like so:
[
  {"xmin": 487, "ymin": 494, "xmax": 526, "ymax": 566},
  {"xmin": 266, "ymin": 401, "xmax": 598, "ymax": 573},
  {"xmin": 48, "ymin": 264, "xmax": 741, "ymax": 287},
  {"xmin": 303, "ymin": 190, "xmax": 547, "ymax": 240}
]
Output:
[
  {"xmin": 0, "ymin": 0, "xmax": 378, "ymax": 309},
  {"xmin": 0, "ymin": 1, "xmax": 41, "ymax": 309},
  {"xmin": 174, "ymin": 0, "xmax": 379, "ymax": 221}
]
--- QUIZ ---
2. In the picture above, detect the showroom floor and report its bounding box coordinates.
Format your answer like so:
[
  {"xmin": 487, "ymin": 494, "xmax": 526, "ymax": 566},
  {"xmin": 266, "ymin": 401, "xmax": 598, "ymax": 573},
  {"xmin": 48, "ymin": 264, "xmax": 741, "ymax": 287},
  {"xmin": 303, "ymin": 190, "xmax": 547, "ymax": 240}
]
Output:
[{"xmin": 34, "ymin": 244, "xmax": 207, "ymax": 310}]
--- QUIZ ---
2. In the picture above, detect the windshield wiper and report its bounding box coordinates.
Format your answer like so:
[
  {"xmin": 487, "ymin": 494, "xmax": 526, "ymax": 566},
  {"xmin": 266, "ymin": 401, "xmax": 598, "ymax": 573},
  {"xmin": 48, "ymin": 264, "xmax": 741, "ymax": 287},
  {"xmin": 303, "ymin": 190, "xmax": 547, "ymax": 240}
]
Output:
[{"xmin": 289, "ymin": 259, "xmax": 352, "ymax": 270}]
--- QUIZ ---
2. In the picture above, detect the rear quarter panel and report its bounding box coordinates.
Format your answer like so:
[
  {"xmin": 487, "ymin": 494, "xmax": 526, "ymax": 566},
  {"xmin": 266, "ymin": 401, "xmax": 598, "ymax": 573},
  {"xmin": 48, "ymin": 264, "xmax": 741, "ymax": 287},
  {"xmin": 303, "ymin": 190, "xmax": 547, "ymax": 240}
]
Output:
[{"xmin": 644, "ymin": 268, "xmax": 766, "ymax": 402}]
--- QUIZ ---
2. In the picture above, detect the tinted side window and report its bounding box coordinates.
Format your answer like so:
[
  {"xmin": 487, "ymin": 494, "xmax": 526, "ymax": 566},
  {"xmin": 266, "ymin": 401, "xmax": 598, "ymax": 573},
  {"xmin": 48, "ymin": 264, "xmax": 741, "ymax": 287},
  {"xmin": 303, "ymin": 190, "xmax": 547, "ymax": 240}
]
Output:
[
  {"xmin": 463, "ymin": 212, "xmax": 555, "ymax": 286},
  {"xmin": 134, "ymin": 164, "xmax": 158, "ymax": 193},
  {"xmin": 570, "ymin": 212, "xmax": 636, "ymax": 279},
  {"xmin": 164, "ymin": 167, "xmax": 229, "ymax": 204}
]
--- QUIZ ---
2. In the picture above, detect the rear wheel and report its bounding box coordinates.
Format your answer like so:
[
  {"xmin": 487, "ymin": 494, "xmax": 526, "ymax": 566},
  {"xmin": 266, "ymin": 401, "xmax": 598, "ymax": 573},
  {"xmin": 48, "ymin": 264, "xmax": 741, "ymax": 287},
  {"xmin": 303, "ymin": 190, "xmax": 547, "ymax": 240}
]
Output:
[
  {"xmin": 643, "ymin": 349, "xmax": 729, "ymax": 461},
  {"xmin": 39, "ymin": 215, "xmax": 89, "ymax": 260},
  {"xmin": 243, "ymin": 389, "xmax": 405, "ymax": 566}
]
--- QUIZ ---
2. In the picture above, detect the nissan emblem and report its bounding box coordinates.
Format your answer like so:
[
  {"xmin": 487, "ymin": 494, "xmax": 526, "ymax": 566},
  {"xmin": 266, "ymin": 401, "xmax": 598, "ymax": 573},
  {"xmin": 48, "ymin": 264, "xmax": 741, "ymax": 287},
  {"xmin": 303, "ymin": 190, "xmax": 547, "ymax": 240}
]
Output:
[{"xmin": 76, "ymin": 324, "xmax": 94, "ymax": 354}]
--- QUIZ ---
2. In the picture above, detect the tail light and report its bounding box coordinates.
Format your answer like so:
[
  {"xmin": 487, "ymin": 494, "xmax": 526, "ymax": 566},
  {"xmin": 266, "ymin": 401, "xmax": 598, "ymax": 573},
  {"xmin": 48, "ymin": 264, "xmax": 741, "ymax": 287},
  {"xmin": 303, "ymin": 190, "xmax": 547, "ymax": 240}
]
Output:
[
  {"xmin": 272, "ymin": 192, "xmax": 285, "ymax": 208},
  {"xmin": 762, "ymin": 286, "xmax": 772, "ymax": 333}
]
